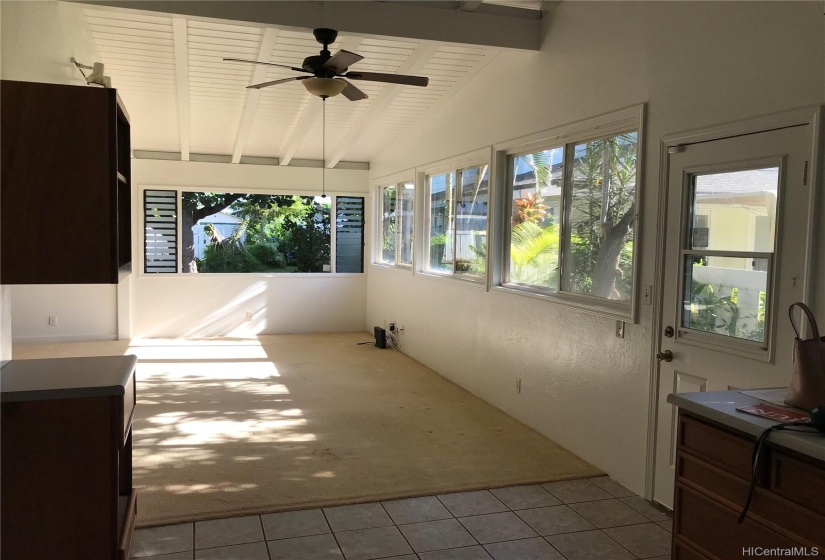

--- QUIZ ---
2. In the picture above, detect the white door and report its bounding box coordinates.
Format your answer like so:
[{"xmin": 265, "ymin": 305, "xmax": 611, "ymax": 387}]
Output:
[{"xmin": 653, "ymin": 124, "xmax": 813, "ymax": 508}]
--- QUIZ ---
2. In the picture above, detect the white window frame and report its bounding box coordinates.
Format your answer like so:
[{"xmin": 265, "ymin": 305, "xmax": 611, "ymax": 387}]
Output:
[
  {"xmin": 419, "ymin": 148, "xmax": 492, "ymax": 284},
  {"xmin": 139, "ymin": 185, "xmax": 366, "ymax": 277},
  {"xmin": 372, "ymin": 169, "xmax": 415, "ymax": 269},
  {"xmin": 492, "ymin": 105, "xmax": 645, "ymax": 321}
]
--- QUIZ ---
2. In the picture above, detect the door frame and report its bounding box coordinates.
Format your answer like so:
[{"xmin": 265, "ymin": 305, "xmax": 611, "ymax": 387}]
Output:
[{"xmin": 644, "ymin": 106, "xmax": 823, "ymax": 504}]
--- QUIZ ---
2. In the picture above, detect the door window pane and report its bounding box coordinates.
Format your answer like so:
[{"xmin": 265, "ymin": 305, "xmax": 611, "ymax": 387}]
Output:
[
  {"xmin": 380, "ymin": 185, "xmax": 396, "ymax": 263},
  {"xmin": 455, "ymin": 165, "xmax": 488, "ymax": 278},
  {"xmin": 428, "ymin": 172, "xmax": 455, "ymax": 273},
  {"xmin": 562, "ymin": 132, "xmax": 637, "ymax": 300},
  {"xmin": 691, "ymin": 168, "xmax": 779, "ymax": 252},
  {"xmin": 398, "ymin": 181, "xmax": 414, "ymax": 265},
  {"xmin": 508, "ymin": 148, "xmax": 563, "ymax": 289},
  {"xmin": 682, "ymin": 254, "xmax": 769, "ymax": 343}
]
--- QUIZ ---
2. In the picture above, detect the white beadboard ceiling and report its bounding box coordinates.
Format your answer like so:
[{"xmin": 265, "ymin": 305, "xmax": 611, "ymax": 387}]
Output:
[{"xmin": 83, "ymin": 6, "xmax": 506, "ymax": 167}]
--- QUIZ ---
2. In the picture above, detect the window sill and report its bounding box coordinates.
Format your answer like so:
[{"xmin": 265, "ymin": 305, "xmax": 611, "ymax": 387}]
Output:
[
  {"xmin": 492, "ymin": 284, "xmax": 635, "ymax": 322},
  {"xmin": 139, "ymin": 272, "xmax": 365, "ymax": 278},
  {"xmin": 415, "ymin": 270, "xmax": 487, "ymax": 289},
  {"xmin": 370, "ymin": 263, "xmax": 413, "ymax": 271}
]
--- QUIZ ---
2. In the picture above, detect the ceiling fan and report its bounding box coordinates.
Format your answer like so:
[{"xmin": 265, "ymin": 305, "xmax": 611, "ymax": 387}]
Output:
[{"xmin": 224, "ymin": 28, "xmax": 429, "ymax": 101}]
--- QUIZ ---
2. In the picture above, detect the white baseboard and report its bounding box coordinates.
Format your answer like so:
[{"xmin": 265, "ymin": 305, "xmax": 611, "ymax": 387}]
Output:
[{"xmin": 13, "ymin": 334, "xmax": 119, "ymax": 344}]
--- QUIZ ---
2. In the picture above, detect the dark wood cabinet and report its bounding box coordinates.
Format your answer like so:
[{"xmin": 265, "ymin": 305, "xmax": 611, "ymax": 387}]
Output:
[
  {"xmin": 0, "ymin": 80, "xmax": 131, "ymax": 284},
  {"xmin": 673, "ymin": 411, "xmax": 825, "ymax": 559},
  {"xmin": 1, "ymin": 356, "xmax": 138, "ymax": 560}
]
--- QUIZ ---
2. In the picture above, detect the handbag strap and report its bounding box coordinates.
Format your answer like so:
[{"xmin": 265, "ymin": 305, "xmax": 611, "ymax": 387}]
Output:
[{"xmin": 789, "ymin": 302, "xmax": 821, "ymax": 341}]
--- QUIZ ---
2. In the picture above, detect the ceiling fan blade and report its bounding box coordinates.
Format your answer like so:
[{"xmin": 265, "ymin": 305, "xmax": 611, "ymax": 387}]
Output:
[
  {"xmin": 340, "ymin": 79, "xmax": 368, "ymax": 101},
  {"xmin": 344, "ymin": 71, "xmax": 429, "ymax": 87},
  {"xmin": 224, "ymin": 58, "xmax": 306, "ymax": 73},
  {"xmin": 247, "ymin": 76, "xmax": 309, "ymax": 90},
  {"xmin": 323, "ymin": 49, "xmax": 364, "ymax": 74}
]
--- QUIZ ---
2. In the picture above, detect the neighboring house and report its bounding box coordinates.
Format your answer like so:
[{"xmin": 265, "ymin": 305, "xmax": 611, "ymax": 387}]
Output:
[{"xmin": 192, "ymin": 211, "xmax": 244, "ymax": 260}]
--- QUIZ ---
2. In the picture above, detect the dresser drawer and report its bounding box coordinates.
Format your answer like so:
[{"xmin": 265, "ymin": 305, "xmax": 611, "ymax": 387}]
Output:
[
  {"xmin": 772, "ymin": 452, "xmax": 825, "ymax": 518},
  {"xmin": 679, "ymin": 414, "xmax": 753, "ymax": 480},
  {"xmin": 678, "ymin": 451, "xmax": 824, "ymax": 547},
  {"xmin": 673, "ymin": 537, "xmax": 713, "ymax": 560},
  {"xmin": 675, "ymin": 484, "xmax": 797, "ymax": 557}
]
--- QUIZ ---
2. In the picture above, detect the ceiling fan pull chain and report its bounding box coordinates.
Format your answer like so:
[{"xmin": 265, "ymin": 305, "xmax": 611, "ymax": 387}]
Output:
[{"xmin": 322, "ymin": 97, "xmax": 327, "ymax": 198}]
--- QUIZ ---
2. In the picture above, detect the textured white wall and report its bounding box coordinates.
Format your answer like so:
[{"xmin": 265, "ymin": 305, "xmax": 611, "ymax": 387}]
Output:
[
  {"xmin": 367, "ymin": 1, "xmax": 825, "ymax": 494},
  {"xmin": 1, "ymin": 1, "xmax": 104, "ymax": 349},
  {"xmin": 11, "ymin": 285, "xmax": 118, "ymax": 343},
  {"xmin": 130, "ymin": 158, "xmax": 370, "ymax": 338}
]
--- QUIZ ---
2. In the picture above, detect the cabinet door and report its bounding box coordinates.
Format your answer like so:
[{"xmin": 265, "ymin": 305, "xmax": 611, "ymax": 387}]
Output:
[{"xmin": 0, "ymin": 80, "xmax": 118, "ymax": 284}]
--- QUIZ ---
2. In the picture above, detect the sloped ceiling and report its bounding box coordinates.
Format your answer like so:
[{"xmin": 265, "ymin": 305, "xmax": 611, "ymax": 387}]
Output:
[{"xmin": 79, "ymin": 1, "xmax": 544, "ymax": 167}]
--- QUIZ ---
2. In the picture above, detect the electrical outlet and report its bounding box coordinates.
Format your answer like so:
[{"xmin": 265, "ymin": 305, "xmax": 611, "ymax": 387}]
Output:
[
  {"xmin": 48, "ymin": 316, "xmax": 57, "ymax": 327},
  {"xmin": 397, "ymin": 325, "xmax": 405, "ymax": 334},
  {"xmin": 615, "ymin": 320, "xmax": 625, "ymax": 338},
  {"xmin": 245, "ymin": 311, "xmax": 254, "ymax": 321},
  {"xmin": 642, "ymin": 284, "xmax": 653, "ymax": 305},
  {"xmin": 515, "ymin": 377, "xmax": 522, "ymax": 393}
]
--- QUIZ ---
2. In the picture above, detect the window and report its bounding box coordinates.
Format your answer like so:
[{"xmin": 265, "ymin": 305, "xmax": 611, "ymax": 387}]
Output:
[
  {"xmin": 681, "ymin": 167, "xmax": 778, "ymax": 343},
  {"xmin": 425, "ymin": 164, "xmax": 489, "ymax": 279},
  {"xmin": 562, "ymin": 132, "xmax": 638, "ymax": 300},
  {"xmin": 336, "ymin": 197, "xmax": 365, "ymax": 273},
  {"xmin": 143, "ymin": 189, "xmax": 364, "ymax": 274},
  {"xmin": 378, "ymin": 181, "xmax": 414, "ymax": 266},
  {"xmin": 500, "ymin": 108, "xmax": 642, "ymax": 317},
  {"xmin": 144, "ymin": 189, "xmax": 178, "ymax": 273}
]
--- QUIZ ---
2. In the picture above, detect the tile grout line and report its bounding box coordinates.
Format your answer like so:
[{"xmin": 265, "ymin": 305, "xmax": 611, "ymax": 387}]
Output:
[
  {"xmin": 378, "ymin": 500, "xmax": 418, "ymax": 557},
  {"xmin": 321, "ymin": 506, "xmax": 349, "ymax": 559},
  {"xmin": 257, "ymin": 514, "xmax": 272, "ymax": 560}
]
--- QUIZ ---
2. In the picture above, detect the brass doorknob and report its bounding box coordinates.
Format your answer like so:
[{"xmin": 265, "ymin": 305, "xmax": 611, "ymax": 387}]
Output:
[{"xmin": 656, "ymin": 350, "xmax": 674, "ymax": 362}]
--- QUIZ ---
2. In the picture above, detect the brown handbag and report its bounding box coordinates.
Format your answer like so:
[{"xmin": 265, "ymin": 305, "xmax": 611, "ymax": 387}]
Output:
[{"xmin": 785, "ymin": 302, "xmax": 825, "ymax": 411}]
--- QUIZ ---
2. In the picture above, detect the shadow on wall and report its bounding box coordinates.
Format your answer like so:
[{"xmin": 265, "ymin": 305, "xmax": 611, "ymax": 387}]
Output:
[{"xmin": 181, "ymin": 282, "xmax": 267, "ymax": 339}]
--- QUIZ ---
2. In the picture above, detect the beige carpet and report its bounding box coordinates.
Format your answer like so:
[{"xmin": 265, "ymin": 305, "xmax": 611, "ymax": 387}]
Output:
[{"xmin": 14, "ymin": 332, "xmax": 601, "ymax": 527}]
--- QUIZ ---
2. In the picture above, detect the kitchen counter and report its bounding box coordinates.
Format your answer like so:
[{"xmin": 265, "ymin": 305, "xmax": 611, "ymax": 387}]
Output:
[{"xmin": 1, "ymin": 355, "xmax": 138, "ymax": 402}]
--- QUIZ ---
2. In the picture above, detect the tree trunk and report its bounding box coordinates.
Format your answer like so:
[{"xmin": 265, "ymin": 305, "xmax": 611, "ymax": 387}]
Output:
[
  {"xmin": 181, "ymin": 210, "xmax": 197, "ymax": 273},
  {"xmin": 592, "ymin": 210, "xmax": 634, "ymax": 299}
]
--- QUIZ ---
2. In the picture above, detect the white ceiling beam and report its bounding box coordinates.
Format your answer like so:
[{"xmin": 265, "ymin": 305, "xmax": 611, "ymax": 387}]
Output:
[
  {"xmin": 326, "ymin": 41, "xmax": 439, "ymax": 169},
  {"xmin": 71, "ymin": 1, "xmax": 542, "ymax": 50},
  {"xmin": 231, "ymin": 28, "xmax": 279, "ymax": 164},
  {"xmin": 171, "ymin": 17, "xmax": 190, "ymax": 161},
  {"xmin": 279, "ymin": 35, "xmax": 362, "ymax": 166}
]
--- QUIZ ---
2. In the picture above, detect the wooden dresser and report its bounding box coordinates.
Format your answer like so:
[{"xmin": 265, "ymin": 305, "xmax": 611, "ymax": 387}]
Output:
[
  {"xmin": 1, "ymin": 356, "xmax": 138, "ymax": 560},
  {"xmin": 668, "ymin": 391, "xmax": 825, "ymax": 559}
]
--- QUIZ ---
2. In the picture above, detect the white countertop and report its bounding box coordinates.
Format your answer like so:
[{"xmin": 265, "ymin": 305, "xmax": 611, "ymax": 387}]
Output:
[
  {"xmin": 668, "ymin": 390, "xmax": 825, "ymax": 463},
  {"xmin": 1, "ymin": 355, "xmax": 137, "ymax": 402}
]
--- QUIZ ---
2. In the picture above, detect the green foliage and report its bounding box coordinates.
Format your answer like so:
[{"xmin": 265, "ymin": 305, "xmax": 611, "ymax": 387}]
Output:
[
  {"xmin": 246, "ymin": 242, "xmax": 286, "ymax": 269},
  {"xmin": 509, "ymin": 221, "xmax": 559, "ymax": 288},
  {"xmin": 566, "ymin": 133, "xmax": 637, "ymax": 299},
  {"xmin": 685, "ymin": 280, "xmax": 766, "ymax": 342},
  {"xmin": 192, "ymin": 194, "xmax": 330, "ymax": 274}
]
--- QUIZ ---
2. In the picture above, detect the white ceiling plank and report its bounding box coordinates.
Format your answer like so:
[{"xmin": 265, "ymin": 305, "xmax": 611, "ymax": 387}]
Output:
[
  {"xmin": 231, "ymin": 27, "xmax": 280, "ymax": 164},
  {"xmin": 279, "ymin": 35, "xmax": 363, "ymax": 166},
  {"xmin": 172, "ymin": 17, "xmax": 191, "ymax": 161},
  {"xmin": 326, "ymin": 41, "xmax": 439, "ymax": 168},
  {"xmin": 71, "ymin": 1, "xmax": 542, "ymax": 50}
]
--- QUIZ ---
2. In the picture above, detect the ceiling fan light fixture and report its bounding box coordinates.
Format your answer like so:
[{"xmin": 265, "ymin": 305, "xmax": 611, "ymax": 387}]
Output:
[{"xmin": 303, "ymin": 77, "xmax": 347, "ymax": 98}]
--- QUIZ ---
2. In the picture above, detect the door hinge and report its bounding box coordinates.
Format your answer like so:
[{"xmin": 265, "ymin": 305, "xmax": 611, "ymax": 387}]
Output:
[{"xmin": 803, "ymin": 160, "xmax": 808, "ymax": 186}]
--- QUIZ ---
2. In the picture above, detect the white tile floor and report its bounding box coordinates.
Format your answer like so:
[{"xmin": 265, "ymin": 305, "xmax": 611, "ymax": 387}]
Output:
[{"xmin": 131, "ymin": 477, "xmax": 672, "ymax": 560}]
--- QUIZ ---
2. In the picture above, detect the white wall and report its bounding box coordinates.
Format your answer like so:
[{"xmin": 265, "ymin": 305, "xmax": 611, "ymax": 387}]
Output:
[
  {"xmin": 366, "ymin": 1, "xmax": 825, "ymax": 495},
  {"xmin": 1, "ymin": 0, "xmax": 105, "ymax": 348},
  {"xmin": 130, "ymin": 158, "xmax": 369, "ymax": 338}
]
